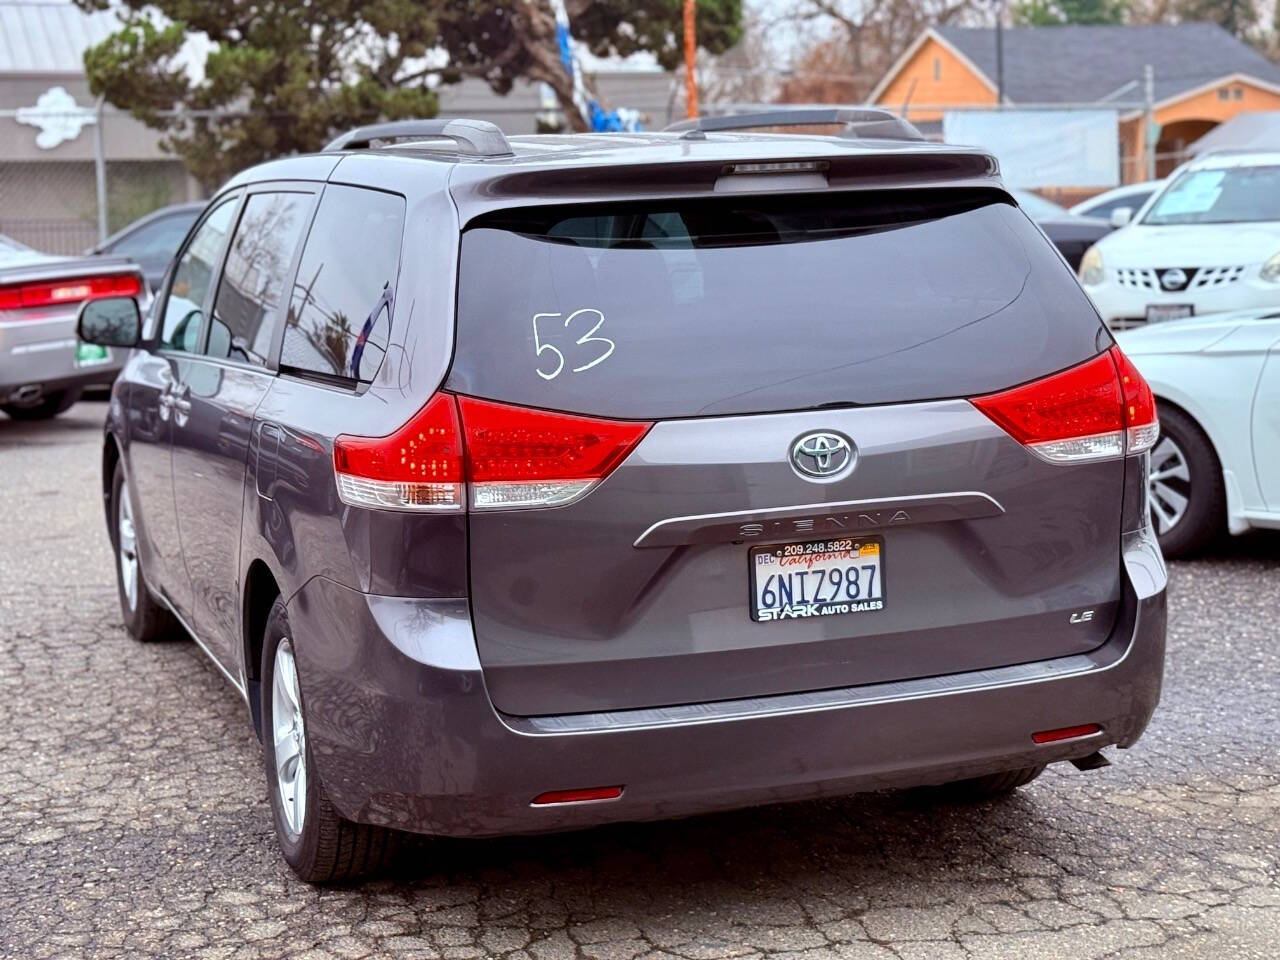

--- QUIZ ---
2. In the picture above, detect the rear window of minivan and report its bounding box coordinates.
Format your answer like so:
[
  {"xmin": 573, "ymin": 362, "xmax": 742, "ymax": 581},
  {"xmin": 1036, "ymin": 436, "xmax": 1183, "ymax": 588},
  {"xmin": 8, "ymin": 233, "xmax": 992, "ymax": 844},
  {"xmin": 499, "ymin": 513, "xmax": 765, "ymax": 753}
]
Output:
[{"xmin": 446, "ymin": 190, "xmax": 1104, "ymax": 419}]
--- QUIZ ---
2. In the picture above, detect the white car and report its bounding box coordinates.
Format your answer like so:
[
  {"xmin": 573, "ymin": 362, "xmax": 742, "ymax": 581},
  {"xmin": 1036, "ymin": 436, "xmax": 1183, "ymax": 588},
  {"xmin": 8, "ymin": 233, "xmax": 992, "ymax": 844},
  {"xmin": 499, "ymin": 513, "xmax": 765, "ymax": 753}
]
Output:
[
  {"xmin": 1080, "ymin": 152, "xmax": 1280, "ymax": 330},
  {"xmin": 1116, "ymin": 308, "xmax": 1280, "ymax": 557},
  {"xmin": 1068, "ymin": 180, "xmax": 1165, "ymax": 225}
]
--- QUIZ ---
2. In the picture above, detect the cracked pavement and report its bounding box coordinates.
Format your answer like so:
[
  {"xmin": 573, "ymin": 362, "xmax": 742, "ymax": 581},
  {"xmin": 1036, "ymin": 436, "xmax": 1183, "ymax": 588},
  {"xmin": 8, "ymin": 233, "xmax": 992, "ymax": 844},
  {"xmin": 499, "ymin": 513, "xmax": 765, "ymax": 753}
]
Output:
[{"xmin": 2, "ymin": 403, "xmax": 1278, "ymax": 960}]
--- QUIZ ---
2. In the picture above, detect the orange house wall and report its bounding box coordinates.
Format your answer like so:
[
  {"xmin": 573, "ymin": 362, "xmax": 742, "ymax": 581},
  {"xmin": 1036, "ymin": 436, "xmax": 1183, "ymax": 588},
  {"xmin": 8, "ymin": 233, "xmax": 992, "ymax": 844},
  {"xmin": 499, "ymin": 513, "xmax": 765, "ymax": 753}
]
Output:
[
  {"xmin": 873, "ymin": 37, "xmax": 996, "ymax": 122},
  {"xmin": 1155, "ymin": 79, "xmax": 1280, "ymax": 126}
]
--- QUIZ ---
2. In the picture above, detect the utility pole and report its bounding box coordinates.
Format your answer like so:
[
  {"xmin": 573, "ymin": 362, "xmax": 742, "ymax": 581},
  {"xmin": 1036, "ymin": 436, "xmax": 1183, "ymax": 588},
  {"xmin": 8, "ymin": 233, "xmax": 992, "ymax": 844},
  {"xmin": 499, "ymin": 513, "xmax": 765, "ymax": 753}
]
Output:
[
  {"xmin": 684, "ymin": 0, "xmax": 699, "ymax": 120},
  {"xmin": 1144, "ymin": 64, "xmax": 1156, "ymax": 181},
  {"xmin": 995, "ymin": 0, "xmax": 1005, "ymax": 106},
  {"xmin": 92, "ymin": 96, "xmax": 108, "ymax": 244}
]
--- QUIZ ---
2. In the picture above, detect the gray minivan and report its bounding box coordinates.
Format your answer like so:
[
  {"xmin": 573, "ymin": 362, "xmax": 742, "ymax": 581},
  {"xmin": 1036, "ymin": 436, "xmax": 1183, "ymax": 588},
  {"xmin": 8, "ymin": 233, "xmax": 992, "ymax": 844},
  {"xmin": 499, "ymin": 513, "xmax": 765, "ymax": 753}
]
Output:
[{"xmin": 78, "ymin": 113, "xmax": 1167, "ymax": 883}]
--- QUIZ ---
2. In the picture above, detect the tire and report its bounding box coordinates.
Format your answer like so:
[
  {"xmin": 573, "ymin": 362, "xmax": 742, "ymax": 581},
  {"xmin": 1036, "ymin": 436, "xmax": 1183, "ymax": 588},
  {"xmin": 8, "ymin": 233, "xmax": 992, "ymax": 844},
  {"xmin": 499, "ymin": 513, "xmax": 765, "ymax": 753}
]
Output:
[
  {"xmin": 260, "ymin": 599, "xmax": 400, "ymax": 883},
  {"xmin": 933, "ymin": 764, "xmax": 1046, "ymax": 802},
  {"xmin": 2, "ymin": 388, "xmax": 81, "ymax": 421},
  {"xmin": 1149, "ymin": 406, "xmax": 1225, "ymax": 560},
  {"xmin": 109, "ymin": 461, "xmax": 176, "ymax": 642}
]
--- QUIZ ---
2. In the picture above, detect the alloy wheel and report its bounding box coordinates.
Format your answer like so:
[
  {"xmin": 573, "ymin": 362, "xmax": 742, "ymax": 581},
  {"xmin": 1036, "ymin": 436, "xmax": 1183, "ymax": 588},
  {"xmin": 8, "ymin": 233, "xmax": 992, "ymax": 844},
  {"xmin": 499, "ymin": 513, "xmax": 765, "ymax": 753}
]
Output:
[
  {"xmin": 1148, "ymin": 435, "xmax": 1191, "ymax": 535},
  {"xmin": 272, "ymin": 640, "xmax": 308, "ymax": 839},
  {"xmin": 117, "ymin": 488, "xmax": 139, "ymax": 612}
]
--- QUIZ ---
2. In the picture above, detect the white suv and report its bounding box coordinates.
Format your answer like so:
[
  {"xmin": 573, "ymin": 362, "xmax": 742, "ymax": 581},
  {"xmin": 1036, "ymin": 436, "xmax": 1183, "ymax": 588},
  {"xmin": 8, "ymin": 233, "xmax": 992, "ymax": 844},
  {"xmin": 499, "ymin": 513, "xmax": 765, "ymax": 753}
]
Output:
[{"xmin": 1079, "ymin": 152, "xmax": 1280, "ymax": 329}]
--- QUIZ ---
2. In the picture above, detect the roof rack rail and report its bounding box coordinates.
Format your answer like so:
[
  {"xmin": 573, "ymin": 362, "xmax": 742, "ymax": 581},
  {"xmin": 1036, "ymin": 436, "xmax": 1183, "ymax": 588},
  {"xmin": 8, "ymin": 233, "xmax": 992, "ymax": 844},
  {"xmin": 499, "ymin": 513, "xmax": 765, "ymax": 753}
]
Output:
[
  {"xmin": 323, "ymin": 119, "xmax": 514, "ymax": 158},
  {"xmin": 665, "ymin": 107, "xmax": 923, "ymax": 142}
]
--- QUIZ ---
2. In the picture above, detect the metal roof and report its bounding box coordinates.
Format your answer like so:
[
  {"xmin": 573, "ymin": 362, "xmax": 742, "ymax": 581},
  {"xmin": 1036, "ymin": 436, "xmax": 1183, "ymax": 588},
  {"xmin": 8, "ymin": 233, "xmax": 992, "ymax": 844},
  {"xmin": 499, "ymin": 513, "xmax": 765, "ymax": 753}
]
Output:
[{"xmin": 0, "ymin": 0, "xmax": 119, "ymax": 75}]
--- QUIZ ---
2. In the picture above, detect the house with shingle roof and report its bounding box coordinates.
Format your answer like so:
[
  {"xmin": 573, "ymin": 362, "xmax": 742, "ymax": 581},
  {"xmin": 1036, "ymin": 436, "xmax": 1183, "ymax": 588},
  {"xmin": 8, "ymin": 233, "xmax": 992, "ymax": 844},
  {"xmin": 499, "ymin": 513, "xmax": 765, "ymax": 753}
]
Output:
[{"xmin": 869, "ymin": 23, "xmax": 1280, "ymax": 182}]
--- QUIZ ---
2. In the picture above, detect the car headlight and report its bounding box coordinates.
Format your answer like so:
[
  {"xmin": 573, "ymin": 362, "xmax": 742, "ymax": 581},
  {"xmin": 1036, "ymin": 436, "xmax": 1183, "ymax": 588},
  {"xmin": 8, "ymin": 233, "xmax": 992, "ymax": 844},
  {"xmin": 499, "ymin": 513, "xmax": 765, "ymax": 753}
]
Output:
[
  {"xmin": 1079, "ymin": 245, "xmax": 1104, "ymax": 286},
  {"xmin": 1262, "ymin": 250, "xmax": 1280, "ymax": 283}
]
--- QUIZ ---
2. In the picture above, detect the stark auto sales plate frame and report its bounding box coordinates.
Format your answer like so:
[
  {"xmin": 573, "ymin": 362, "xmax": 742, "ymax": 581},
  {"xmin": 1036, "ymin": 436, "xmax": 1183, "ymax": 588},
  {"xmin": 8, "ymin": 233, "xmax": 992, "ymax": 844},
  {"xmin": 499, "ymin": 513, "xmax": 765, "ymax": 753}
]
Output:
[{"xmin": 750, "ymin": 536, "xmax": 885, "ymax": 622}]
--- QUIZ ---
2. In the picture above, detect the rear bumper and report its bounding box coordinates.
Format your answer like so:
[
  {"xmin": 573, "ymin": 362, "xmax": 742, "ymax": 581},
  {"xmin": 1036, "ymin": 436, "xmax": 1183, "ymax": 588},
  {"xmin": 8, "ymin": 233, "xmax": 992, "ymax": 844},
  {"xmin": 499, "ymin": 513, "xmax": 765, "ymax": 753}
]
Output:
[
  {"xmin": 0, "ymin": 314, "xmax": 123, "ymax": 399},
  {"xmin": 288, "ymin": 540, "xmax": 1166, "ymax": 838}
]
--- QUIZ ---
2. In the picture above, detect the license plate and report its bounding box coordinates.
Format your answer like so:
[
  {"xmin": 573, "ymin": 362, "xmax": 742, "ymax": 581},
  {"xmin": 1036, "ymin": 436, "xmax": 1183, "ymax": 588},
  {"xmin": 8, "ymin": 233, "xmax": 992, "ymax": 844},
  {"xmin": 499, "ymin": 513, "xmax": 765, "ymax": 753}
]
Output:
[
  {"xmin": 75, "ymin": 342, "xmax": 110, "ymax": 367},
  {"xmin": 750, "ymin": 537, "xmax": 885, "ymax": 622},
  {"xmin": 1146, "ymin": 304, "xmax": 1194, "ymax": 323}
]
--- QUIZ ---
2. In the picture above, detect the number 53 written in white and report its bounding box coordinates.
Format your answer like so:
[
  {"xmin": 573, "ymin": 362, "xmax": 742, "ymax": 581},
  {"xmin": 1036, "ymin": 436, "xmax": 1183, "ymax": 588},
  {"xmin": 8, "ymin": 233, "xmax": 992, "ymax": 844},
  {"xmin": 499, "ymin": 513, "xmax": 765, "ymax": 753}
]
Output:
[{"xmin": 532, "ymin": 309, "xmax": 615, "ymax": 381}]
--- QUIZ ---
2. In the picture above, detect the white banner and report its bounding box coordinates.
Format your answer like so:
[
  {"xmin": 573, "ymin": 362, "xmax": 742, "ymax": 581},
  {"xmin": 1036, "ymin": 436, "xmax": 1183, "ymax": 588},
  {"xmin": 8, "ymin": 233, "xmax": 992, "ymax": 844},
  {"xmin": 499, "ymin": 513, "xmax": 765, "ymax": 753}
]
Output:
[{"xmin": 943, "ymin": 109, "xmax": 1120, "ymax": 189}]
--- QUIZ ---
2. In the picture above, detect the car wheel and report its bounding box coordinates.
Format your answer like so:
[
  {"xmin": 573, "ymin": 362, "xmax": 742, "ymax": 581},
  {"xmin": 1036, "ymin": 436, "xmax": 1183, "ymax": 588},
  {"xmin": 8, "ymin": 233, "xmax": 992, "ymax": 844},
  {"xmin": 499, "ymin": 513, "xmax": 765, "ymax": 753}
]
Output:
[
  {"xmin": 1149, "ymin": 407, "xmax": 1225, "ymax": 560},
  {"xmin": 110, "ymin": 461, "xmax": 176, "ymax": 642},
  {"xmin": 933, "ymin": 764, "xmax": 1046, "ymax": 801},
  {"xmin": 1, "ymin": 388, "xmax": 82, "ymax": 421},
  {"xmin": 260, "ymin": 599, "xmax": 400, "ymax": 884}
]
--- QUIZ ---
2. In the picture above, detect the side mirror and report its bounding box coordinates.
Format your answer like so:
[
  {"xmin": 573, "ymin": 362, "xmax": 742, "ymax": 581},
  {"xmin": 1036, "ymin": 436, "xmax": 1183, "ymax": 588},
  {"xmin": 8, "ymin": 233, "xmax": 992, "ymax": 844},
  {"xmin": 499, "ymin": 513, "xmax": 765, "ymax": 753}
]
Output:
[
  {"xmin": 1110, "ymin": 206, "xmax": 1133, "ymax": 228},
  {"xmin": 77, "ymin": 296, "xmax": 141, "ymax": 348}
]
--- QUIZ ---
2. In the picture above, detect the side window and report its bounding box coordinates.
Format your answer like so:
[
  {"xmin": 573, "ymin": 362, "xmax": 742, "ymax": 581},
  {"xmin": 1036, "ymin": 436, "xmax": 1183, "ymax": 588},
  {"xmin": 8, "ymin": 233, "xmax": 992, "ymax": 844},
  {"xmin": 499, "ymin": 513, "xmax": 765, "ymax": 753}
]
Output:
[
  {"xmin": 282, "ymin": 185, "xmax": 405, "ymax": 383},
  {"xmin": 1086, "ymin": 197, "xmax": 1135, "ymax": 220},
  {"xmin": 207, "ymin": 192, "xmax": 311, "ymax": 367},
  {"xmin": 159, "ymin": 198, "xmax": 238, "ymax": 352}
]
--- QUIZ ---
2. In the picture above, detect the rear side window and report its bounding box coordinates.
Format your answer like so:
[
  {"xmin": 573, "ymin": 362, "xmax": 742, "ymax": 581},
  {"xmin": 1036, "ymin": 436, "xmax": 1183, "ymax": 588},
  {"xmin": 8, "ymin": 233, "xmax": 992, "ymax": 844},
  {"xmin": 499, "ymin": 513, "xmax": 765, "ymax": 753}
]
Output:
[
  {"xmin": 446, "ymin": 191, "xmax": 1106, "ymax": 419},
  {"xmin": 208, "ymin": 192, "xmax": 311, "ymax": 367},
  {"xmin": 281, "ymin": 185, "xmax": 405, "ymax": 383}
]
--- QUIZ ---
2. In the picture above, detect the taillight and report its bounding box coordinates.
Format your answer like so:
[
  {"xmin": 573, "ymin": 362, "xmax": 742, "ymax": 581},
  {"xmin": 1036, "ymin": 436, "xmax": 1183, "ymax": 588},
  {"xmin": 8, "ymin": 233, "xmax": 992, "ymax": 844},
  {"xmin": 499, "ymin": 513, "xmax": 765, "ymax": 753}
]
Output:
[
  {"xmin": 333, "ymin": 392, "xmax": 464, "ymax": 510},
  {"xmin": 457, "ymin": 396, "xmax": 652, "ymax": 510},
  {"xmin": 1110, "ymin": 346, "xmax": 1159, "ymax": 455},
  {"xmin": 972, "ymin": 347, "xmax": 1157, "ymax": 462},
  {"xmin": 332, "ymin": 393, "xmax": 651, "ymax": 511},
  {"xmin": 0, "ymin": 272, "xmax": 143, "ymax": 311}
]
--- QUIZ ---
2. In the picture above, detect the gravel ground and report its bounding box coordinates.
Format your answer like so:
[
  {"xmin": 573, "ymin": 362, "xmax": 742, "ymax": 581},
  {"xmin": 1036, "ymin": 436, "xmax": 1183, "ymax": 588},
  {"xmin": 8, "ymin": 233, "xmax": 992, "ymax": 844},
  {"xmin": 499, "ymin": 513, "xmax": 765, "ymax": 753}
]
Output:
[{"xmin": 1, "ymin": 402, "xmax": 1277, "ymax": 960}]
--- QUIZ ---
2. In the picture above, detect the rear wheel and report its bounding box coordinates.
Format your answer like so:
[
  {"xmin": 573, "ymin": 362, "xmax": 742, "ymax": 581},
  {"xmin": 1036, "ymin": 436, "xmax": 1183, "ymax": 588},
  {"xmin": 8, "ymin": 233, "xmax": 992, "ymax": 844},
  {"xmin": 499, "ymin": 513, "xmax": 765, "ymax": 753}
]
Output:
[
  {"xmin": 1149, "ymin": 407, "xmax": 1224, "ymax": 560},
  {"xmin": 2, "ymin": 388, "xmax": 81, "ymax": 421},
  {"xmin": 110, "ymin": 462, "xmax": 176, "ymax": 642},
  {"xmin": 933, "ymin": 764, "xmax": 1046, "ymax": 801},
  {"xmin": 260, "ymin": 599, "xmax": 400, "ymax": 883}
]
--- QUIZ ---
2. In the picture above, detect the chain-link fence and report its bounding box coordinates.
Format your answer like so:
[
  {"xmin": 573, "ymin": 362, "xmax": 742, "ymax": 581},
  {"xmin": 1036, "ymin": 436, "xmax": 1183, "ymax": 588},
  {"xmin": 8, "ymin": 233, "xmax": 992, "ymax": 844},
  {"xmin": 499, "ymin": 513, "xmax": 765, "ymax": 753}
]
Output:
[{"xmin": 0, "ymin": 105, "xmax": 202, "ymax": 255}]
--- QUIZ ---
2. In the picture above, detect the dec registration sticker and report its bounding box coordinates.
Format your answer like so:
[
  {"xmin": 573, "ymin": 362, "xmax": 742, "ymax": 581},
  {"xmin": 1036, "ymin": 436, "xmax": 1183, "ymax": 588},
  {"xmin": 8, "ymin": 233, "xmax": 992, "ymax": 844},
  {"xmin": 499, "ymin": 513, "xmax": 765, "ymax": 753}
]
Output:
[{"xmin": 750, "ymin": 537, "xmax": 885, "ymax": 622}]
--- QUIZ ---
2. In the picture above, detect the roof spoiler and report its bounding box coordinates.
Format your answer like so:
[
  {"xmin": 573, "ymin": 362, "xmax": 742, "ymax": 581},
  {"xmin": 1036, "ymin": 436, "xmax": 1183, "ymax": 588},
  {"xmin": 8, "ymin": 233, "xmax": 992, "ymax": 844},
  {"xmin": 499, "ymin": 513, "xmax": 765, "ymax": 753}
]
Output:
[
  {"xmin": 323, "ymin": 119, "xmax": 514, "ymax": 158},
  {"xmin": 665, "ymin": 107, "xmax": 924, "ymax": 143}
]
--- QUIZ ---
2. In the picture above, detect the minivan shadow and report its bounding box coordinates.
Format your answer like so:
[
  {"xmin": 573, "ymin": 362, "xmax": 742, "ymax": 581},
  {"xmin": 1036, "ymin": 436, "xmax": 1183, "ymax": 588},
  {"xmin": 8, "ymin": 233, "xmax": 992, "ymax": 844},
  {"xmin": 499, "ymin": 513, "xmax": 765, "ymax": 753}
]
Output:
[{"xmin": 380, "ymin": 785, "xmax": 1043, "ymax": 892}]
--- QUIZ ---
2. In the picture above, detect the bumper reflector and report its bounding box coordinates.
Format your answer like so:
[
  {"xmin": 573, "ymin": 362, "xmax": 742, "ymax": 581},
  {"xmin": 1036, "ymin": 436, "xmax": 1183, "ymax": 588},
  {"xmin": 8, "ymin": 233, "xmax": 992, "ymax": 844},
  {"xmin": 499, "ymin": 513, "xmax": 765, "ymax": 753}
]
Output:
[
  {"xmin": 530, "ymin": 785, "xmax": 624, "ymax": 806},
  {"xmin": 1032, "ymin": 723, "xmax": 1102, "ymax": 744}
]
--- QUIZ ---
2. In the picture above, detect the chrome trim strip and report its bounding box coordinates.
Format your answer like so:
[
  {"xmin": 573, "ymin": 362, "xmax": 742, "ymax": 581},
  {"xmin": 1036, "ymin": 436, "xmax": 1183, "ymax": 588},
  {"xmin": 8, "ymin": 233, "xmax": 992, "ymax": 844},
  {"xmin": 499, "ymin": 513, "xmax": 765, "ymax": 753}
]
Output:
[
  {"xmin": 632, "ymin": 491, "xmax": 1004, "ymax": 548},
  {"xmin": 158, "ymin": 593, "xmax": 249, "ymax": 703},
  {"xmin": 502, "ymin": 652, "xmax": 1099, "ymax": 735}
]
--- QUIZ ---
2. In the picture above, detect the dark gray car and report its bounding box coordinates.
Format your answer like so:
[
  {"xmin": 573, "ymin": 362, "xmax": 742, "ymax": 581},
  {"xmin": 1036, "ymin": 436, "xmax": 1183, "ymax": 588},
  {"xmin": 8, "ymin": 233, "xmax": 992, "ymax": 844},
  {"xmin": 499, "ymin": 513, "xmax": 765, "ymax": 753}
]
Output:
[
  {"xmin": 78, "ymin": 113, "xmax": 1167, "ymax": 884},
  {"xmin": 87, "ymin": 202, "xmax": 204, "ymax": 293}
]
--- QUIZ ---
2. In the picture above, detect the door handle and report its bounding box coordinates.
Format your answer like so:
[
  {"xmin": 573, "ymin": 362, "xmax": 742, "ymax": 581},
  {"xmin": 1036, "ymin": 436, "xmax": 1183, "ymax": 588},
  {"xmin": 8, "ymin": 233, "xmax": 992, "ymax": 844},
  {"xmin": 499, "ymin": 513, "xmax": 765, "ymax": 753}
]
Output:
[
  {"xmin": 172, "ymin": 393, "xmax": 191, "ymax": 428},
  {"xmin": 162, "ymin": 381, "xmax": 191, "ymax": 427}
]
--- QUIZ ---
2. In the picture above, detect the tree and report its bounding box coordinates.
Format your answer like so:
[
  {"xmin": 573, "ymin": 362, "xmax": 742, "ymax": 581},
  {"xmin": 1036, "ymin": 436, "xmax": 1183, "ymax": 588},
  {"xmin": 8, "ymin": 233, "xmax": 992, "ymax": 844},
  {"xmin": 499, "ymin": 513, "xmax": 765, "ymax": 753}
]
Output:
[
  {"xmin": 1175, "ymin": 0, "xmax": 1258, "ymax": 38},
  {"xmin": 1012, "ymin": 0, "xmax": 1128, "ymax": 25},
  {"xmin": 76, "ymin": 1, "xmax": 444, "ymax": 190},
  {"xmin": 77, "ymin": 1, "xmax": 744, "ymax": 189},
  {"xmin": 777, "ymin": 0, "xmax": 980, "ymax": 104},
  {"xmin": 435, "ymin": 1, "xmax": 742, "ymax": 130}
]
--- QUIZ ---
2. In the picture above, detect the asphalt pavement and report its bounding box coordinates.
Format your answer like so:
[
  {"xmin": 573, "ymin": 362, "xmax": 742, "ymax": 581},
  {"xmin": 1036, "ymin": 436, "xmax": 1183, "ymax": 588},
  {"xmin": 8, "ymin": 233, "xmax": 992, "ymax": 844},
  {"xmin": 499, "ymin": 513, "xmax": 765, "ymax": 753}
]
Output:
[{"xmin": 2, "ymin": 402, "xmax": 1277, "ymax": 960}]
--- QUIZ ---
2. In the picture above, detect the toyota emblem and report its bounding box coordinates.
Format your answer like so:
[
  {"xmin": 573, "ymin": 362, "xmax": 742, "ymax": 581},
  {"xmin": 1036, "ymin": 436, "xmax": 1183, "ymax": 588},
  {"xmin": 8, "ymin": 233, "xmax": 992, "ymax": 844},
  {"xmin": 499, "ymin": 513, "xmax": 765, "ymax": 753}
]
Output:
[{"xmin": 790, "ymin": 432, "xmax": 855, "ymax": 481}]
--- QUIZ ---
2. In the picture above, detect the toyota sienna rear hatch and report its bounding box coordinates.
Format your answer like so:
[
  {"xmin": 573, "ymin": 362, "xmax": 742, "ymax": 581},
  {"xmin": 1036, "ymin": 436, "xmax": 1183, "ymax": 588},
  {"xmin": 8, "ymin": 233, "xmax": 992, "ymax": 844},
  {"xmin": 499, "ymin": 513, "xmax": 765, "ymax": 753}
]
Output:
[{"xmin": 446, "ymin": 188, "xmax": 1125, "ymax": 717}]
